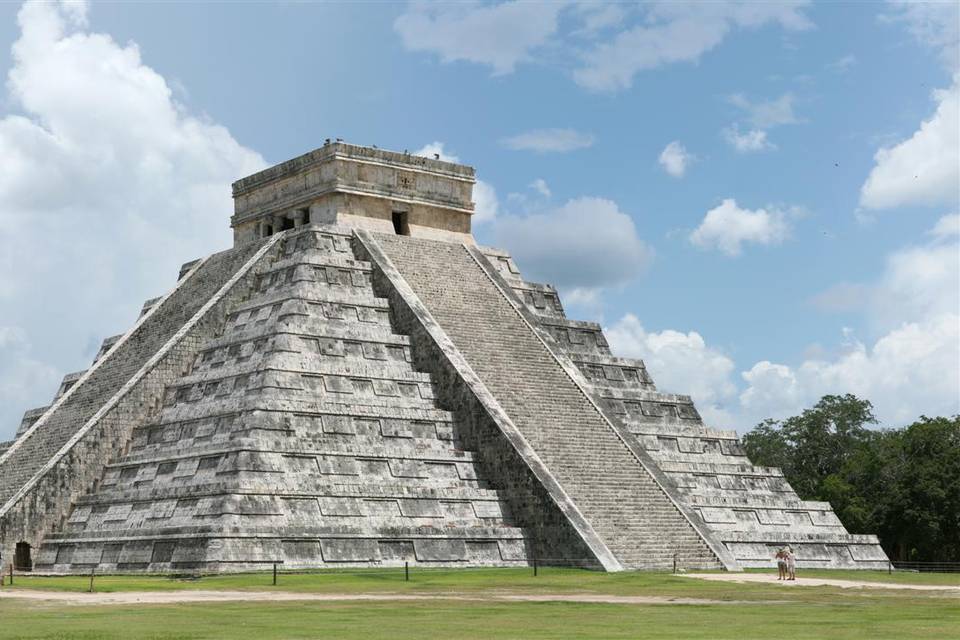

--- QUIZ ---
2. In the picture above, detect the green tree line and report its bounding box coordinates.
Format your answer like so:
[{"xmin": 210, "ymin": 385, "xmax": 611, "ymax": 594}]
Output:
[{"xmin": 742, "ymin": 394, "xmax": 960, "ymax": 562}]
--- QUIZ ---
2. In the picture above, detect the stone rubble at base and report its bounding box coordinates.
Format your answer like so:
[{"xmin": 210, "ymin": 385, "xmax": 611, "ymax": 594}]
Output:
[{"xmin": 0, "ymin": 142, "xmax": 889, "ymax": 573}]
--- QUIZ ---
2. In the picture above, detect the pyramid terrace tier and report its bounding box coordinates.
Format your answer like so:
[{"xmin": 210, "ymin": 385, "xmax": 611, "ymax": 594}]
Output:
[
  {"xmin": 37, "ymin": 533, "xmax": 529, "ymax": 573},
  {"xmin": 569, "ymin": 354, "xmax": 656, "ymax": 392},
  {"xmin": 162, "ymin": 359, "xmax": 438, "ymax": 411}
]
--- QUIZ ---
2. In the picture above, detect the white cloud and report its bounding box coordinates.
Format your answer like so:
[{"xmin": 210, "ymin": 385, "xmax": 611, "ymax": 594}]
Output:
[
  {"xmin": 605, "ymin": 217, "xmax": 959, "ymax": 433},
  {"xmin": 492, "ymin": 196, "xmax": 653, "ymax": 296},
  {"xmin": 884, "ymin": 1, "xmax": 959, "ymax": 72},
  {"xmin": 414, "ymin": 141, "xmax": 498, "ymax": 224},
  {"xmin": 413, "ymin": 141, "xmax": 457, "ymax": 162},
  {"xmin": 827, "ymin": 54, "xmax": 857, "ymax": 73},
  {"xmin": 472, "ymin": 179, "xmax": 499, "ymax": 224},
  {"xmin": 722, "ymin": 126, "xmax": 776, "ymax": 153},
  {"xmin": 859, "ymin": 79, "xmax": 960, "ymax": 210},
  {"xmin": 393, "ymin": 1, "xmax": 564, "ymax": 76},
  {"xmin": 658, "ymin": 140, "xmax": 695, "ymax": 178},
  {"xmin": 0, "ymin": 1, "xmax": 267, "ymax": 439},
  {"xmin": 930, "ymin": 212, "xmax": 960, "ymax": 239},
  {"xmin": 721, "ymin": 92, "xmax": 800, "ymax": 152},
  {"xmin": 740, "ymin": 313, "xmax": 959, "ymax": 426},
  {"xmin": 394, "ymin": 2, "xmax": 812, "ymax": 94},
  {"xmin": 727, "ymin": 92, "xmax": 800, "ymax": 128},
  {"xmin": 571, "ymin": 3, "xmax": 628, "ymax": 36},
  {"xmin": 0, "ymin": 324, "xmax": 61, "ymax": 431},
  {"xmin": 689, "ymin": 198, "xmax": 792, "ymax": 256},
  {"xmin": 529, "ymin": 178, "xmax": 551, "ymax": 198},
  {"xmin": 573, "ymin": 2, "xmax": 812, "ymax": 92},
  {"xmin": 869, "ymin": 219, "xmax": 960, "ymax": 331},
  {"xmin": 500, "ymin": 128, "xmax": 595, "ymax": 153},
  {"xmin": 740, "ymin": 216, "xmax": 960, "ymax": 427},
  {"xmin": 606, "ymin": 314, "xmax": 738, "ymax": 426}
]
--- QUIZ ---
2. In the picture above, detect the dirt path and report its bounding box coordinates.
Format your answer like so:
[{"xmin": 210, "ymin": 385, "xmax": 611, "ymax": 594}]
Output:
[
  {"xmin": 0, "ymin": 589, "xmax": 769, "ymax": 607},
  {"xmin": 684, "ymin": 572, "xmax": 960, "ymax": 592}
]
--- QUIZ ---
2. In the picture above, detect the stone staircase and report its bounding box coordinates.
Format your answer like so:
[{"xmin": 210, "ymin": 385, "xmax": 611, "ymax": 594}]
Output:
[
  {"xmin": 369, "ymin": 234, "xmax": 724, "ymax": 570},
  {"xmin": 480, "ymin": 245, "xmax": 890, "ymax": 570}
]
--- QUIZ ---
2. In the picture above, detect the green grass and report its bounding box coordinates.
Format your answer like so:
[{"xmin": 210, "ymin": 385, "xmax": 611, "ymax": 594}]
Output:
[
  {"xmin": 0, "ymin": 597, "xmax": 958, "ymax": 640},
  {"xmin": 3, "ymin": 566, "xmax": 956, "ymax": 596},
  {"xmin": 0, "ymin": 569, "xmax": 957, "ymax": 639}
]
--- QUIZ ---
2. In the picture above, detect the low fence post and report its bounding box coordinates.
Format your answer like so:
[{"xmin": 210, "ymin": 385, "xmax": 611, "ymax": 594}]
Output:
[
  {"xmin": 273, "ymin": 563, "xmax": 278, "ymax": 586},
  {"xmin": 673, "ymin": 553, "xmax": 678, "ymax": 574},
  {"xmin": 405, "ymin": 561, "xmax": 409, "ymax": 582},
  {"xmin": 533, "ymin": 555, "xmax": 538, "ymax": 577},
  {"xmin": 888, "ymin": 560, "xmax": 892, "ymax": 575},
  {"xmin": 89, "ymin": 567, "xmax": 95, "ymax": 593},
  {"xmin": 9, "ymin": 563, "xmax": 12, "ymax": 586}
]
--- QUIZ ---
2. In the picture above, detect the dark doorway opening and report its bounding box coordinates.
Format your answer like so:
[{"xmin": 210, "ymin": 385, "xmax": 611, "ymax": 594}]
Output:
[
  {"xmin": 14, "ymin": 542, "xmax": 32, "ymax": 571},
  {"xmin": 392, "ymin": 211, "xmax": 410, "ymax": 235},
  {"xmin": 281, "ymin": 217, "xmax": 295, "ymax": 231}
]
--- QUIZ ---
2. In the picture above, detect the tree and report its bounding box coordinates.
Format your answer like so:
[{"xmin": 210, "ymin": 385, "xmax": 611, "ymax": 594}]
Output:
[
  {"xmin": 881, "ymin": 416, "xmax": 960, "ymax": 561},
  {"xmin": 743, "ymin": 394, "xmax": 876, "ymax": 499},
  {"xmin": 743, "ymin": 397, "xmax": 960, "ymax": 562}
]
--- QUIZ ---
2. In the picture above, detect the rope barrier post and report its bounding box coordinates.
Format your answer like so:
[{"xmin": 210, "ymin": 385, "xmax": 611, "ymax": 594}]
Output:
[
  {"xmin": 405, "ymin": 561, "xmax": 409, "ymax": 582},
  {"xmin": 89, "ymin": 567, "xmax": 95, "ymax": 593},
  {"xmin": 533, "ymin": 555, "xmax": 538, "ymax": 577},
  {"xmin": 273, "ymin": 563, "xmax": 278, "ymax": 586},
  {"xmin": 673, "ymin": 553, "xmax": 678, "ymax": 574},
  {"xmin": 9, "ymin": 563, "xmax": 12, "ymax": 586},
  {"xmin": 888, "ymin": 560, "xmax": 892, "ymax": 575}
]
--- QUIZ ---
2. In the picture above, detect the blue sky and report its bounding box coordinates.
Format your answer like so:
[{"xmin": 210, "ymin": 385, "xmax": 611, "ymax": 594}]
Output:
[{"xmin": 0, "ymin": 1, "xmax": 957, "ymax": 440}]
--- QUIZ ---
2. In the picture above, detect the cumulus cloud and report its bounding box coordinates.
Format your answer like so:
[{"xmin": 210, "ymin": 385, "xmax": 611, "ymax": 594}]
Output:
[
  {"xmin": 689, "ymin": 199, "xmax": 793, "ymax": 256},
  {"xmin": 721, "ymin": 92, "xmax": 800, "ymax": 152},
  {"xmin": 883, "ymin": 1, "xmax": 959, "ymax": 72},
  {"xmin": 529, "ymin": 178, "xmax": 551, "ymax": 198},
  {"xmin": 859, "ymin": 80, "xmax": 959, "ymax": 210},
  {"xmin": 492, "ymin": 196, "xmax": 653, "ymax": 297},
  {"xmin": 500, "ymin": 128, "xmax": 595, "ymax": 153},
  {"xmin": 658, "ymin": 141, "xmax": 695, "ymax": 178},
  {"xmin": 827, "ymin": 54, "xmax": 857, "ymax": 73},
  {"xmin": 860, "ymin": 3, "xmax": 959, "ymax": 212},
  {"xmin": 930, "ymin": 212, "xmax": 960, "ymax": 239},
  {"xmin": 606, "ymin": 314, "xmax": 738, "ymax": 426},
  {"xmin": 395, "ymin": 2, "xmax": 812, "ymax": 93},
  {"xmin": 573, "ymin": 3, "xmax": 812, "ymax": 92},
  {"xmin": 414, "ymin": 141, "xmax": 498, "ymax": 223},
  {"xmin": 605, "ymin": 216, "xmax": 959, "ymax": 431},
  {"xmin": 727, "ymin": 92, "xmax": 800, "ymax": 128},
  {"xmin": 739, "ymin": 215, "xmax": 960, "ymax": 427},
  {"xmin": 740, "ymin": 314, "xmax": 959, "ymax": 426},
  {"xmin": 393, "ymin": 1, "xmax": 564, "ymax": 76},
  {"xmin": 722, "ymin": 126, "xmax": 776, "ymax": 153},
  {"xmin": 0, "ymin": 1, "xmax": 267, "ymax": 439}
]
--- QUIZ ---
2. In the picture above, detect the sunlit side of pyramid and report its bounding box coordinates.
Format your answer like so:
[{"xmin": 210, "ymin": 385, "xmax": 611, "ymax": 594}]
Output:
[{"xmin": 0, "ymin": 143, "xmax": 888, "ymax": 573}]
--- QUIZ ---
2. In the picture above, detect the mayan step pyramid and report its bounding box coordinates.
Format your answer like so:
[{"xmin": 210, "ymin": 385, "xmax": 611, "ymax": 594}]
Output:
[{"xmin": 0, "ymin": 143, "xmax": 889, "ymax": 573}]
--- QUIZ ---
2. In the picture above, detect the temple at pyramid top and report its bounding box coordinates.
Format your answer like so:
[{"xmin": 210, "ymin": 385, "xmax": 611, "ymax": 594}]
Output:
[{"xmin": 231, "ymin": 142, "xmax": 477, "ymax": 246}]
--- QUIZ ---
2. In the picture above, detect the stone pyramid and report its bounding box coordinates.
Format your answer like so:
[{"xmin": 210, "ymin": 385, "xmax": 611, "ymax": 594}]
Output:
[{"xmin": 0, "ymin": 143, "xmax": 888, "ymax": 572}]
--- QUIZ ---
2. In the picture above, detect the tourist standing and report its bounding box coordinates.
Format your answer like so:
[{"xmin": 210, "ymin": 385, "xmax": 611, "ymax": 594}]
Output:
[
  {"xmin": 775, "ymin": 548, "xmax": 787, "ymax": 580},
  {"xmin": 786, "ymin": 546, "xmax": 797, "ymax": 581}
]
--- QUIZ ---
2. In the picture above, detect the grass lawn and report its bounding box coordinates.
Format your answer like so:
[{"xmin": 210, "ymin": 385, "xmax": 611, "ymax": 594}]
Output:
[{"xmin": 0, "ymin": 569, "xmax": 957, "ymax": 639}]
